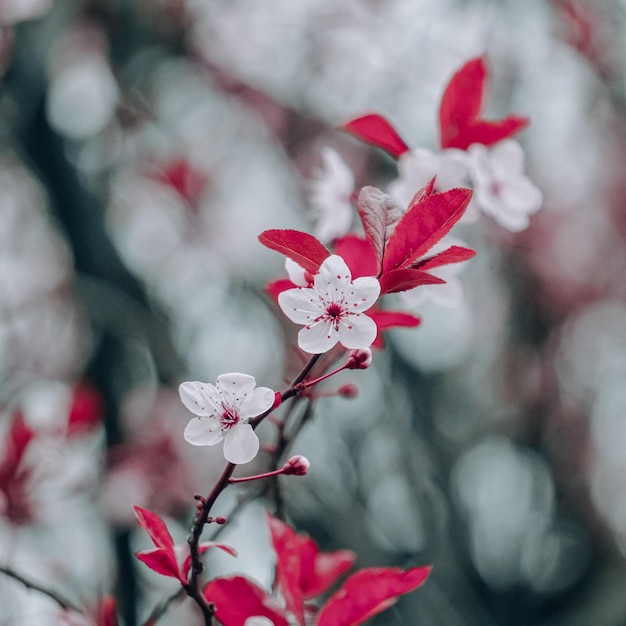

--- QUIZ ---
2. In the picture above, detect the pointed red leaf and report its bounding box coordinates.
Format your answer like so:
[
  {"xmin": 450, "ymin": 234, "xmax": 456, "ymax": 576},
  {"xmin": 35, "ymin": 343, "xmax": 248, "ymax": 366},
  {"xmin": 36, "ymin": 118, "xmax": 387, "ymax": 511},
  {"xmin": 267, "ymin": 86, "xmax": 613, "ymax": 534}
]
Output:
[
  {"xmin": 317, "ymin": 566, "xmax": 432, "ymax": 626},
  {"xmin": 379, "ymin": 268, "xmax": 445, "ymax": 294},
  {"xmin": 408, "ymin": 177, "xmax": 436, "ymax": 206},
  {"xmin": 267, "ymin": 514, "xmax": 305, "ymax": 626},
  {"xmin": 439, "ymin": 57, "xmax": 487, "ymax": 149},
  {"xmin": 356, "ymin": 187, "xmax": 404, "ymax": 273},
  {"xmin": 298, "ymin": 536, "xmax": 355, "ymax": 600},
  {"xmin": 439, "ymin": 57, "xmax": 529, "ymax": 149},
  {"xmin": 133, "ymin": 505, "xmax": 174, "ymax": 550},
  {"xmin": 368, "ymin": 310, "xmax": 421, "ymax": 331},
  {"xmin": 382, "ymin": 188, "xmax": 472, "ymax": 273},
  {"xmin": 333, "ymin": 235, "xmax": 378, "ymax": 279},
  {"xmin": 97, "ymin": 596, "xmax": 118, "ymax": 626},
  {"xmin": 204, "ymin": 576, "xmax": 289, "ymax": 626},
  {"xmin": 341, "ymin": 114, "xmax": 410, "ymax": 159},
  {"xmin": 454, "ymin": 116, "xmax": 529, "ymax": 150},
  {"xmin": 266, "ymin": 278, "xmax": 298, "ymax": 303},
  {"xmin": 259, "ymin": 230, "xmax": 331, "ymax": 274},
  {"xmin": 415, "ymin": 245, "xmax": 476, "ymax": 270},
  {"xmin": 135, "ymin": 547, "xmax": 180, "ymax": 580}
]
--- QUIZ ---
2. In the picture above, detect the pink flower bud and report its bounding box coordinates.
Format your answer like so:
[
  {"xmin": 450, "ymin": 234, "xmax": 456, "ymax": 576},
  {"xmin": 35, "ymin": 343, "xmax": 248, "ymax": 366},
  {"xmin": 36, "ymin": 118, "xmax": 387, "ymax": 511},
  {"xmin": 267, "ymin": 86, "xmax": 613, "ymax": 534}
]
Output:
[
  {"xmin": 346, "ymin": 348, "xmax": 373, "ymax": 370},
  {"xmin": 272, "ymin": 391, "xmax": 282, "ymax": 410},
  {"xmin": 282, "ymin": 455, "xmax": 310, "ymax": 476},
  {"xmin": 214, "ymin": 516, "xmax": 227, "ymax": 525},
  {"xmin": 337, "ymin": 383, "xmax": 359, "ymax": 398}
]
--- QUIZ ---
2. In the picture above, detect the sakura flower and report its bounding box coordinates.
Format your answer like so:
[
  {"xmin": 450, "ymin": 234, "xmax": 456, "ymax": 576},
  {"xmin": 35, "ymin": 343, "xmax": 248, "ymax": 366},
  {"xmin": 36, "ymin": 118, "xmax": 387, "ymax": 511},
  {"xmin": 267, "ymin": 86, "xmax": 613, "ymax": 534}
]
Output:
[
  {"xmin": 467, "ymin": 140, "xmax": 542, "ymax": 232},
  {"xmin": 278, "ymin": 255, "xmax": 380, "ymax": 354},
  {"xmin": 308, "ymin": 147, "xmax": 355, "ymax": 242},
  {"xmin": 388, "ymin": 147, "xmax": 468, "ymax": 209},
  {"xmin": 179, "ymin": 373, "xmax": 275, "ymax": 465}
]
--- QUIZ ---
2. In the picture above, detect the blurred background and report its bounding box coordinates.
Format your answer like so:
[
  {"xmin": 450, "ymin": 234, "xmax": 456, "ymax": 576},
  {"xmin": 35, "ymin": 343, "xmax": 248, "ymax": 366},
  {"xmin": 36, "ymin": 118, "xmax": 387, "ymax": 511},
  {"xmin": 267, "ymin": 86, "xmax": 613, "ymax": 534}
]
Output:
[{"xmin": 2, "ymin": 0, "xmax": 626, "ymax": 624}]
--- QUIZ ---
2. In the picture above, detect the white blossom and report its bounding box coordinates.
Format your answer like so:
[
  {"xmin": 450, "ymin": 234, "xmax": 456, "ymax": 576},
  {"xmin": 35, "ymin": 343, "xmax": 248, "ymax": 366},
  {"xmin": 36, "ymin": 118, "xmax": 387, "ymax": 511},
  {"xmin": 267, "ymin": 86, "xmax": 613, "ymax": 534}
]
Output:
[
  {"xmin": 388, "ymin": 147, "xmax": 469, "ymax": 208},
  {"xmin": 179, "ymin": 373, "xmax": 275, "ymax": 464},
  {"xmin": 467, "ymin": 140, "xmax": 542, "ymax": 232},
  {"xmin": 278, "ymin": 255, "xmax": 380, "ymax": 354},
  {"xmin": 309, "ymin": 147, "xmax": 354, "ymax": 242}
]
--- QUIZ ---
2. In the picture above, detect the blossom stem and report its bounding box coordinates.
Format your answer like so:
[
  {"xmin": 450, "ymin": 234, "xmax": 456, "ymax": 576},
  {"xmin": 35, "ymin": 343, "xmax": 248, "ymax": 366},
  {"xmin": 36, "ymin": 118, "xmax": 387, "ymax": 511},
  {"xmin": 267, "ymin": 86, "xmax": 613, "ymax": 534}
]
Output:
[
  {"xmin": 229, "ymin": 468, "xmax": 286, "ymax": 483},
  {"xmin": 300, "ymin": 362, "xmax": 350, "ymax": 388}
]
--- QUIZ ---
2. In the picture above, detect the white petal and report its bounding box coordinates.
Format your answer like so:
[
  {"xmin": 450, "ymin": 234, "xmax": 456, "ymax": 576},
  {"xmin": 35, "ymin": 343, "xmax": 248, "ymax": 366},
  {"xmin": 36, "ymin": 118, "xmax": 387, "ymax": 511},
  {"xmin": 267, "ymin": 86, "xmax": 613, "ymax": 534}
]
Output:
[
  {"xmin": 500, "ymin": 177, "xmax": 542, "ymax": 214},
  {"xmin": 337, "ymin": 313, "xmax": 377, "ymax": 349},
  {"xmin": 491, "ymin": 140, "xmax": 525, "ymax": 176},
  {"xmin": 216, "ymin": 373, "xmax": 256, "ymax": 409},
  {"xmin": 297, "ymin": 320, "xmax": 339, "ymax": 354},
  {"xmin": 285, "ymin": 258, "xmax": 308, "ymax": 287},
  {"xmin": 179, "ymin": 381, "xmax": 221, "ymax": 417},
  {"xmin": 239, "ymin": 386, "xmax": 275, "ymax": 419},
  {"xmin": 314, "ymin": 255, "xmax": 352, "ymax": 298},
  {"xmin": 345, "ymin": 276, "xmax": 380, "ymax": 312},
  {"xmin": 184, "ymin": 418, "xmax": 223, "ymax": 446},
  {"xmin": 223, "ymin": 423, "xmax": 259, "ymax": 464},
  {"xmin": 278, "ymin": 287, "xmax": 322, "ymax": 325}
]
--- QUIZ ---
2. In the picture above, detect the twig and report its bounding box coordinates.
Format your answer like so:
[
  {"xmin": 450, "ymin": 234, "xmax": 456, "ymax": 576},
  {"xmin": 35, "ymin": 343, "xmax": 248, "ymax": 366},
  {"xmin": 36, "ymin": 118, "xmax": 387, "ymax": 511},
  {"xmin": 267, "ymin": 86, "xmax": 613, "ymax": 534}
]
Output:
[{"xmin": 0, "ymin": 564, "xmax": 82, "ymax": 613}]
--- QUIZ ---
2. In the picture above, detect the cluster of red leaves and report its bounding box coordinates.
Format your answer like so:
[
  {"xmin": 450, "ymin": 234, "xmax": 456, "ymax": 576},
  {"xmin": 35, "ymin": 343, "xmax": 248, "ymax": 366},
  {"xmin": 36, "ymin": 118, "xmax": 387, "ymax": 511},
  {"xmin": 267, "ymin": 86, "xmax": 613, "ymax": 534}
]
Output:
[
  {"xmin": 134, "ymin": 508, "xmax": 430, "ymax": 626},
  {"xmin": 260, "ymin": 179, "xmax": 474, "ymax": 345},
  {"xmin": 205, "ymin": 513, "xmax": 431, "ymax": 626},
  {"xmin": 133, "ymin": 505, "xmax": 237, "ymax": 585},
  {"xmin": 342, "ymin": 56, "xmax": 528, "ymax": 159}
]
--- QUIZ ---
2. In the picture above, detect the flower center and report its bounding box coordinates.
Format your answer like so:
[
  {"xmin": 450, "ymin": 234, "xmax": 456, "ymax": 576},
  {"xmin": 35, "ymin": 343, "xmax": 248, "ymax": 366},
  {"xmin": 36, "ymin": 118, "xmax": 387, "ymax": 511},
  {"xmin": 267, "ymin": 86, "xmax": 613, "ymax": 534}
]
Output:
[
  {"xmin": 326, "ymin": 303, "xmax": 343, "ymax": 319},
  {"xmin": 221, "ymin": 407, "xmax": 239, "ymax": 431}
]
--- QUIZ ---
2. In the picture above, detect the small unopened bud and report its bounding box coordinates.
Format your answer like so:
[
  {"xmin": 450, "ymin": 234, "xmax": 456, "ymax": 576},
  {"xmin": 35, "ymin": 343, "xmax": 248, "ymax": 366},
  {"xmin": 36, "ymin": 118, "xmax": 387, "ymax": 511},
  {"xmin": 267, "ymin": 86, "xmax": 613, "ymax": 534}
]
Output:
[
  {"xmin": 337, "ymin": 383, "xmax": 359, "ymax": 398},
  {"xmin": 272, "ymin": 391, "xmax": 282, "ymax": 410},
  {"xmin": 214, "ymin": 516, "xmax": 227, "ymax": 525},
  {"xmin": 281, "ymin": 455, "xmax": 310, "ymax": 476},
  {"xmin": 346, "ymin": 348, "xmax": 372, "ymax": 370}
]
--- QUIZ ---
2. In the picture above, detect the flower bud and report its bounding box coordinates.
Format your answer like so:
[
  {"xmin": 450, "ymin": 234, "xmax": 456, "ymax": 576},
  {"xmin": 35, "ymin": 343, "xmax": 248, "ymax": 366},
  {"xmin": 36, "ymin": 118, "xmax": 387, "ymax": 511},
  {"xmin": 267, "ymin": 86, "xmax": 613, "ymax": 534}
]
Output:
[
  {"xmin": 346, "ymin": 348, "xmax": 372, "ymax": 370},
  {"xmin": 281, "ymin": 455, "xmax": 310, "ymax": 476},
  {"xmin": 337, "ymin": 383, "xmax": 359, "ymax": 398}
]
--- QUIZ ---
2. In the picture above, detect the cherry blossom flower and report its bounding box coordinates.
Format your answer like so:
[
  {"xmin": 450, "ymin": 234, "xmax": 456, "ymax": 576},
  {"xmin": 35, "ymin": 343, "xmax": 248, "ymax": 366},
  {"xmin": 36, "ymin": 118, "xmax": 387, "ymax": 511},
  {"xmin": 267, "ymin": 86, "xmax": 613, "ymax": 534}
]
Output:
[
  {"xmin": 179, "ymin": 373, "xmax": 275, "ymax": 465},
  {"xmin": 278, "ymin": 255, "xmax": 380, "ymax": 354},
  {"xmin": 388, "ymin": 147, "xmax": 469, "ymax": 209},
  {"xmin": 467, "ymin": 140, "xmax": 542, "ymax": 232},
  {"xmin": 309, "ymin": 147, "xmax": 355, "ymax": 242}
]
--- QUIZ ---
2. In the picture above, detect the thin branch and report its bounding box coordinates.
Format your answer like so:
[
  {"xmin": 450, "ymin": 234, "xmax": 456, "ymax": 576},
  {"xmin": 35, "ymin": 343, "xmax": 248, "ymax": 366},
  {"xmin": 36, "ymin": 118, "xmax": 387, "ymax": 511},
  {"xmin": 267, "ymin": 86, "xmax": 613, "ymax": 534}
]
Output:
[{"xmin": 0, "ymin": 565, "xmax": 82, "ymax": 613}]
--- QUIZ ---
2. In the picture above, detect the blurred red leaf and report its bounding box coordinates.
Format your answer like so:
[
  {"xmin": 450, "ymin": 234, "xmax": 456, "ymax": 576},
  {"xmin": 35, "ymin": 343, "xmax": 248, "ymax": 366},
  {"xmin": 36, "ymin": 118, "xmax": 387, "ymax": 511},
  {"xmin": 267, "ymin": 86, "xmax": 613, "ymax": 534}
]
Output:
[
  {"xmin": 67, "ymin": 382, "xmax": 104, "ymax": 436},
  {"xmin": 266, "ymin": 278, "xmax": 298, "ymax": 302},
  {"xmin": 267, "ymin": 514, "xmax": 306, "ymax": 625},
  {"xmin": 439, "ymin": 56, "xmax": 529, "ymax": 150},
  {"xmin": 97, "ymin": 596, "xmax": 118, "ymax": 626},
  {"xmin": 382, "ymin": 188, "xmax": 472, "ymax": 273},
  {"xmin": 341, "ymin": 114, "xmax": 410, "ymax": 159},
  {"xmin": 298, "ymin": 538, "xmax": 355, "ymax": 600},
  {"xmin": 317, "ymin": 566, "xmax": 432, "ymax": 626},
  {"xmin": 204, "ymin": 576, "xmax": 289, "ymax": 626},
  {"xmin": 259, "ymin": 230, "xmax": 330, "ymax": 273}
]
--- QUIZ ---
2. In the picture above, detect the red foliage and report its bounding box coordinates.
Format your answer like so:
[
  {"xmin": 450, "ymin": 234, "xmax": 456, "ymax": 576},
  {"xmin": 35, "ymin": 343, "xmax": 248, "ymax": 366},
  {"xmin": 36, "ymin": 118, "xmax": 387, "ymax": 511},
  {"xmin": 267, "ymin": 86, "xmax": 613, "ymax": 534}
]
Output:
[
  {"xmin": 341, "ymin": 114, "xmax": 410, "ymax": 159},
  {"xmin": 438, "ymin": 56, "xmax": 528, "ymax": 150}
]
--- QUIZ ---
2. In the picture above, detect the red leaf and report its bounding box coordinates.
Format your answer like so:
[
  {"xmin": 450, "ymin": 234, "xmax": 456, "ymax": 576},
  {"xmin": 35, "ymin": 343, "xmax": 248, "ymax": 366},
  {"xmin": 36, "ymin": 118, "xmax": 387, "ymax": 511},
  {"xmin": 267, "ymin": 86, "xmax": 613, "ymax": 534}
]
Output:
[
  {"xmin": 67, "ymin": 382, "xmax": 104, "ymax": 436},
  {"xmin": 97, "ymin": 596, "xmax": 118, "ymax": 626},
  {"xmin": 341, "ymin": 114, "xmax": 410, "ymax": 159},
  {"xmin": 333, "ymin": 235, "xmax": 378, "ymax": 279},
  {"xmin": 356, "ymin": 187, "xmax": 404, "ymax": 273},
  {"xmin": 408, "ymin": 177, "xmax": 436, "ymax": 206},
  {"xmin": 135, "ymin": 548, "xmax": 180, "ymax": 580},
  {"xmin": 439, "ymin": 57, "xmax": 486, "ymax": 148},
  {"xmin": 204, "ymin": 576, "xmax": 289, "ymax": 626},
  {"xmin": 379, "ymin": 268, "xmax": 445, "ymax": 295},
  {"xmin": 439, "ymin": 57, "xmax": 529, "ymax": 150},
  {"xmin": 382, "ymin": 188, "xmax": 472, "ymax": 273},
  {"xmin": 259, "ymin": 230, "xmax": 330, "ymax": 274},
  {"xmin": 368, "ymin": 310, "xmax": 421, "ymax": 331},
  {"xmin": 266, "ymin": 278, "xmax": 298, "ymax": 303},
  {"xmin": 298, "ymin": 536, "xmax": 355, "ymax": 600},
  {"xmin": 267, "ymin": 514, "xmax": 306, "ymax": 626},
  {"xmin": 317, "ymin": 566, "xmax": 432, "ymax": 626},
  {"xmin": 133, "ymin": 505, "xmax": 174, "ymax": 550},
  {"xmin": 415, "ymin": 245, "xmax": 476, "ymax": 270}
]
